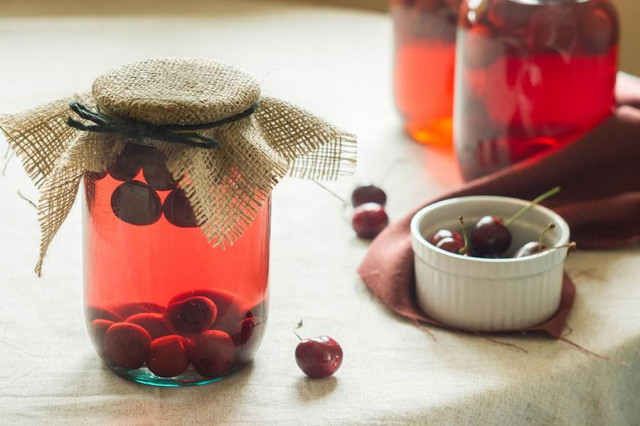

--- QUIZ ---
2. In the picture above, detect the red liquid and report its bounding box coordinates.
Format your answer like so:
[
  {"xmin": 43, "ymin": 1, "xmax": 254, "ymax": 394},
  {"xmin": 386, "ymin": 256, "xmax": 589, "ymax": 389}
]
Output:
[
  {"xmin": 392, "ymin": 0, "xmax": 459, "ymax": 145},
  {"xmin": 454, "ymin": 0, "xmax": 618, "ymax": 181},
  {"xmin": 83, "ymin": 167, "xmax": 270, "ymax": 386}
]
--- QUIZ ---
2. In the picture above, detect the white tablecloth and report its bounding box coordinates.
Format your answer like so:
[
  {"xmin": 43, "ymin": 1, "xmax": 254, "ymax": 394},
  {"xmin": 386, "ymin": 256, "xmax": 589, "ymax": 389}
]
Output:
[{"xmin": 0, "ymin": 1, "xmax": 639, "ymax": 424}]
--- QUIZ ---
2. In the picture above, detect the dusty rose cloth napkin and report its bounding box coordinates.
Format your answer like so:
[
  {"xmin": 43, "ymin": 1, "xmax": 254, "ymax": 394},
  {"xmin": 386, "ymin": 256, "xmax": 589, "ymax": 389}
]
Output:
[{"xmin": 358, "ymin": 73, "xmax": 640, "ymax": 339}]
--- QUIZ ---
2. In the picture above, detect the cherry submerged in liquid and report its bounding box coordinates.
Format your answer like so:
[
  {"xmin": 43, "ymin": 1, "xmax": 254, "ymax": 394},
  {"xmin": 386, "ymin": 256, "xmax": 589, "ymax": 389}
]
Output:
[{"xmin": 454, "ymin": 0, "xmax": 618, "ymax": 180}]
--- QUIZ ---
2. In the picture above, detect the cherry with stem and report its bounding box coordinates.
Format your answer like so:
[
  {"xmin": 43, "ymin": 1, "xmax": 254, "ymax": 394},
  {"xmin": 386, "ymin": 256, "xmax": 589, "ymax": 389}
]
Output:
[
  {"xmin": 470, "ymin": 186, "xmax": 561, "ymax": 256},
  {"xmin": 294, "ymin": 319, "xmax": 343, "ymax": 379}
]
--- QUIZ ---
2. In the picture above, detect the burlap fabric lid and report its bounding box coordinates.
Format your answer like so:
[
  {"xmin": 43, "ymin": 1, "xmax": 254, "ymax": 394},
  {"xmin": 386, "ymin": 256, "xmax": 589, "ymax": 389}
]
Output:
[
  {"xmin": 0, "ymin": 58, "xmax": 357, "ymax": 275},
  {"xmin": 92, "ymin": 59, "xmax": 261, "ymax": 125}
]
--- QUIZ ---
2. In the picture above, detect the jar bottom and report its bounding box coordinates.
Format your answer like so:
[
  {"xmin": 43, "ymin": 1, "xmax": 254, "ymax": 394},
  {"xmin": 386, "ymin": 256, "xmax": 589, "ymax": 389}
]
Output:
[
  {"xmin": 108, "ymin": 362, "xmax": 249, "ymax": 387},
  {"xmin": 404, "ymin": 116, "xmax": 453, "ymax": 145}
]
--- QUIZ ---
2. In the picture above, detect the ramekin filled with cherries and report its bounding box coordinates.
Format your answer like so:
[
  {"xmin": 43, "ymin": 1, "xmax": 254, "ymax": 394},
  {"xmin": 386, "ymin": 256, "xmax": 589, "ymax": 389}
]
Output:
[{"xmin": 410, "ymin": 188, "xmax": 572, "ymax": 331}]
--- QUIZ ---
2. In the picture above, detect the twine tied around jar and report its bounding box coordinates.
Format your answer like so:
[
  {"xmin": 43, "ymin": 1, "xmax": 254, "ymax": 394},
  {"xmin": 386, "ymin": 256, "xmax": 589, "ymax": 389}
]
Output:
[
  {"xmin": 66, "ymin": 101, "xmax": 260, "ymax": 149},
  {"xmin": 0, "ymin": 58, "xmax": 357, "ymax": 275}
]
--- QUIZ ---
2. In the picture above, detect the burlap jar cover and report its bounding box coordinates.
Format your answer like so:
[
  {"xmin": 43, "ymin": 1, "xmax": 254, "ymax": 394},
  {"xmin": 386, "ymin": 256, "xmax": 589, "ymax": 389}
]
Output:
[{"xmin": 0, "ymin": 58, "xmax": 357, "ymax": 274}]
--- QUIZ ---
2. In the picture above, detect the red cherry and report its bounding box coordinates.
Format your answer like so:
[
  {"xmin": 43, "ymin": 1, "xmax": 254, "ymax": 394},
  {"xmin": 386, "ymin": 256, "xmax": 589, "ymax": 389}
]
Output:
[
  {"xmin": 107, "ymin": 143, "xmax": 150, "ymax": 181},
  {"xmin": 103, "ymin": 322, "xmax": 151, "ymax": 369},
  {"xmin": 513, "ymin": 223, "xmax": 557, "ymax": 258},
  {"xmin": 146, "ymin": 335, "xmax": 190, "ymax": 378},
  {"xmin": 163, "ymin": 188, "xmax": 198, "ymax": 228},
  {"xmin": 429, "ymin": 229, "xmax": 463, "ymax": 246},
  {"xmin": 86, "ymin": 306, "xmax": 123, "ymax": 323},
  {"xmin": 164, "ymin": 296, "xmax": 218, "ymax": 335},
  {"xmin": 233, "ymin": 316, "xmax": 266, "ymax": 365},
  {"xmin": 351, "ymin": 184, "xmax": 387, "ymax": 207},
  {"xmin": 295, "ymin": 336, "xmax": 343, "ymax": 379},
  {"xmin": 244, "ymin": 299, "xmax": 269, "ymax": 322},
  {"xmin": 89, "ymin": 319, "xmax": 114, "ymax": 360},
  {"xmin": 142, "ymin": 148, "xmax": 177, "ymax": 190},
  {"xmin": 111, "ymin": 181, "xmax": 162, "ymax": 226},
  {"xmin": 169, "ymin": 289, "xmax": 243, "ymax": 335},
  {"xmin": 513, "ymin": 241, "xmax": 548, "ymax": 258},
  {"xmin": 436, "ymin": 237, "xmax": 467, "ymax": 254},
  {"xmin": 232, "ymin": 316, "xmax": 261, "ymax": 346},
  {"xmin": 470, "ymin": 215, "xmax": 512, "ymax": 256},
  {"xmin": 189, "ymin": 330, "xmax": 236, "ymax": 378},
  {"xmin": 85, "ymin": 170, "xmax": 107, "ymax": 181},
  {"xmin": 125, "ymin": 313, "xmax": 171, "ymax": 340},
  {"xmin": 113, "ymin": 302, "xmax": 165, "ymax": 319},
  {"xmin": 352, "ymin": 203, "xmax": 389, "ymax": 239}
]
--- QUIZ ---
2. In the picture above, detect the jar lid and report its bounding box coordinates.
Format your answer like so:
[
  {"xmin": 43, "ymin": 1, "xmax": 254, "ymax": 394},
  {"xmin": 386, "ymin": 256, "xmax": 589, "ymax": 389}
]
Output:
[
  {"xmin": 92, "ymin": 58, "xmax": 261, "ymax": 126},
  {"xmin": 0, "ymin": 57, "xmax": 356, "ymax": 275}
]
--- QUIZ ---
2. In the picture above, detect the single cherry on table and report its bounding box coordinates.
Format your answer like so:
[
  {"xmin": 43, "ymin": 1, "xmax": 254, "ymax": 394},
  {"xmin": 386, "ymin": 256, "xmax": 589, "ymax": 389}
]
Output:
[
  {"xmin": 317, "ymin": 181, "xmax": 390, "ymax": 240},
  {"xmin": 294, "ymin": 320, "xmax": 343, "ymax": 379},
  {"xmin": 351, "ymin": 184, "xmax": 387, "ymax": 207},
  {"xmin": 350, "ymin": 183, "xmax": 389, "ymax": 239},
  {"xmin": 352, "ymin": 203, "xmax": 389, "ymax": 240}
]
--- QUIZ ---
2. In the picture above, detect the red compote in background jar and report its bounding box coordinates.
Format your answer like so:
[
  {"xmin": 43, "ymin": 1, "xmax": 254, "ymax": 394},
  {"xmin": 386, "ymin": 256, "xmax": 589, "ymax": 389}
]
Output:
[
  {"xmin": 454, "ymin": 0, "xmax": 618, "ymax": 181},
  {"xmin": 391, "ymin": 0, "xmax": 461, "ymax": 144},
  {"xmin": 83, "ymin": 144, "xmax": 270, "ymax": 386}
]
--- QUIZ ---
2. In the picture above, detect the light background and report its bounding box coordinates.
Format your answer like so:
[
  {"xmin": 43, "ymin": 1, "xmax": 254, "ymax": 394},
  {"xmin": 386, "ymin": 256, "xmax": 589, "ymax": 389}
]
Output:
[
  {"xmin": 1, "ymin": 0, "xmax": 637, "ymax": 74},
  {"xmin": 299, "ymin": 0, "xmax": 640, "ymax": 75}
]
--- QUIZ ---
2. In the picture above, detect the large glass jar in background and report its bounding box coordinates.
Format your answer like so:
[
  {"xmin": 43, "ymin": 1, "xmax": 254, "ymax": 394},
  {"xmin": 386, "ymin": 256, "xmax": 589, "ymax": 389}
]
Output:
[
  {"xmin": 83, "ymin": 143, "xmax": 270, "ymax": 386},
  {"xmin": 391, "ymin": 0, "xmax": 461, "ymax": 145},
  {"xmin": 454, "ymin": 0, "xmax": 618, "ymax": 181}
]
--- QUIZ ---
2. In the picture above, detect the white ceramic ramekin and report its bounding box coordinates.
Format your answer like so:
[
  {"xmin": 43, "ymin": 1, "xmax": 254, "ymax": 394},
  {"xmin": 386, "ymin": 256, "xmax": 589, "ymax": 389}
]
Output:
[{"xmin": 410, "ymin": 196, "xmax": 570, "ymax": 331}]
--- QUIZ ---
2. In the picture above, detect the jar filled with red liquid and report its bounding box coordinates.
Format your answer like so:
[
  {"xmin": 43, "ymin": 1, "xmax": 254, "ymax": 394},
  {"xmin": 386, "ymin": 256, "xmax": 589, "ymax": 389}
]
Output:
[
  {"xmin": 83, "ymin": 143, "xmax": 270, "ymax": 386},
  {"xmin": 454, "ymin": 0, "xmax": 618, "ymax": 181},
  {"xmin": 391, "ymin": 0, "xmax": 461, "ymax": 144},
  {"xmin": 0, "ymin": 58, "xmax": 356, "ymax": 388}
]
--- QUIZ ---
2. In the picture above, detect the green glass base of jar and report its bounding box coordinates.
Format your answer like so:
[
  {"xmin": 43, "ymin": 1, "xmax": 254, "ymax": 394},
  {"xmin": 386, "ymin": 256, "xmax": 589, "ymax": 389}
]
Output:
[{"xmin": 108, "ymin": 363, "xmax": 248, "ymax": 387}]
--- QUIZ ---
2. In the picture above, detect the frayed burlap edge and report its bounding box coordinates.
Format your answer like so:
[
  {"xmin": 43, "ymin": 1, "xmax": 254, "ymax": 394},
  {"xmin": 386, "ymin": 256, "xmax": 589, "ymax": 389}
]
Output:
[{"xmin": 0, "ymin": 95, "xmax": 356, "ymax": 275}]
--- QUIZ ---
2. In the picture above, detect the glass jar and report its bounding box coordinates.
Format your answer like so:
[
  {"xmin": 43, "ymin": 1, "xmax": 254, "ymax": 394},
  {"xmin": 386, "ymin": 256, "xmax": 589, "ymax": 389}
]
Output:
[
  {"xmin": 391, "ymin": 0, "xmax": 461, "ymax": 144},
  {"xmin": 454, "ymin": 0, "xmax": 618, "ymax": 181},
  {"xmin": 83, "ymin": 142, "xmax": 270, "ymax": 386}
]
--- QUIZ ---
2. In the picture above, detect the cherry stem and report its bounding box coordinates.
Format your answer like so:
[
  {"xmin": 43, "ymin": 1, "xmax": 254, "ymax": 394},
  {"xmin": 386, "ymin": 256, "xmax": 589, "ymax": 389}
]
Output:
[
  {"xmin": 312, "ymin": 180, "xmax": 347, "ymax": 205},
  {"xmin": 538, "ymin": 223, "xmax": 556, "ymax": 252},
  {"xmin": 379, "ymin": 157, "xmax": 408, "ymax": 186},
  {"xmin": 293, "ymin": 319, "xmax": 304, "ymax": 341},
  {"xmin": 561, "ymin": 241, "xmax": 577, "ymax": 253},
  {"xmin": 17, "ymin": 191, "xmax": 37, "ymax": 209},
  {"xmin": 543, "ymin": 241, "xmax": 577, "ymax": 254},
  {"xmin": 458, "ymin": 216, "xmax": 469, "ymax": 254},
  {"xmin": 504, "ymin": 186, "xmax": 561, "ymax": 227}
]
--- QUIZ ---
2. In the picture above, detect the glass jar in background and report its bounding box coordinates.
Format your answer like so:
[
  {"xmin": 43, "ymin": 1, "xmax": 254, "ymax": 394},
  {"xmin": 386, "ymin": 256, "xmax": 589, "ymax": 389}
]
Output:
[
  {"xmin": 391, "ymin": 0, "xmax": 461, "ymax": 145},
  {"xmin": 83, "ymin": 143, "xmax": 270, "ymax": 386},
  {"xmin": 454, "ymin": 0, "xmax": 618, "ymax": 181}
]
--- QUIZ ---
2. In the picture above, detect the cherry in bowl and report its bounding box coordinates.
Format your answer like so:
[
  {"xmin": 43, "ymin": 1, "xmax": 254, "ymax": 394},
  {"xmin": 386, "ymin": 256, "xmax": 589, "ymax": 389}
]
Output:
[{"xmin": 410, "ymin": 195, "xmax": 571, "ymax": 331}]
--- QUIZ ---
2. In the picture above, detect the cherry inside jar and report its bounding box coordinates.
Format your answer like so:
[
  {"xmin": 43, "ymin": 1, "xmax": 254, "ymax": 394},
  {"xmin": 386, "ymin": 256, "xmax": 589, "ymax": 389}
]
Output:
[
  {"xmin": 83, "ymin": 144, "xmax": 270, "ymax": 386},
  {"xmin": 454, "ymin": 0, "xmax": 618, "ymax": 181},
  {"xmin": 391, "ymin": 0, "xmax": 460, "ymax": 145}
]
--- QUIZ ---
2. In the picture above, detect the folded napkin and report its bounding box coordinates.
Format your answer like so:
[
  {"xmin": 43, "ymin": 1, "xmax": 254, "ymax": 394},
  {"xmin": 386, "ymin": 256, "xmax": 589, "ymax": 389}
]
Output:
[{"xmin": 358, "ymin": 73, "xmax": 640, "ymax": 338}]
